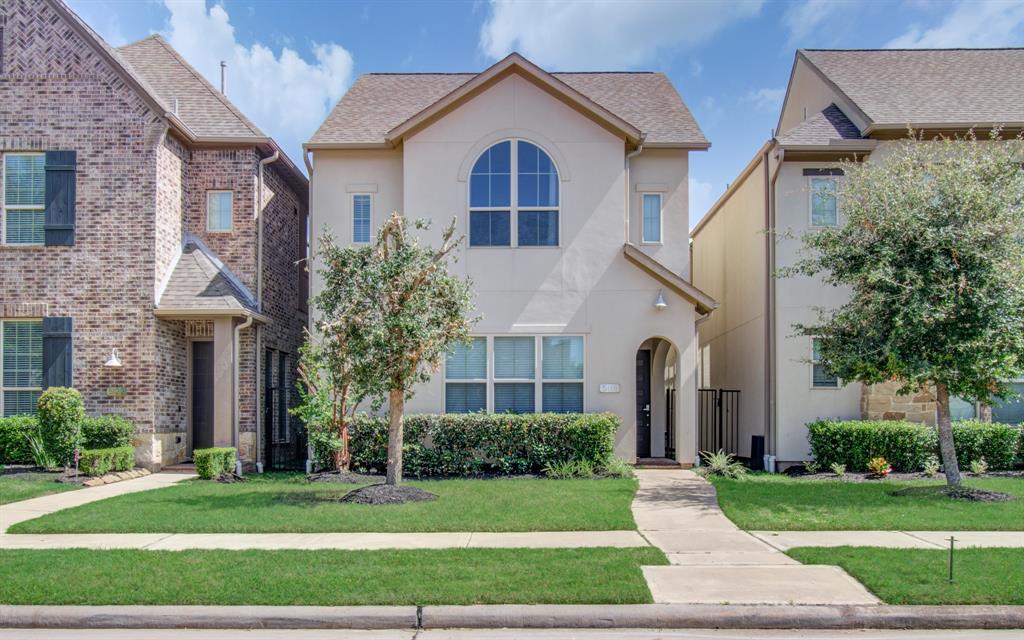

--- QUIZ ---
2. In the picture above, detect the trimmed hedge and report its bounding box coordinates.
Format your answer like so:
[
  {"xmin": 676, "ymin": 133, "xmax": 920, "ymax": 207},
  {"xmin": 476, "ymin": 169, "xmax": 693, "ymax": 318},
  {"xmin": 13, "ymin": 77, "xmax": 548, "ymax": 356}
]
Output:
[
  {"xmin": 808, "ymin": 419, "xmax": 1023, "ymax": 472},
  {"xmin": 37, "ymin": 387, "xmax": 85, "ymax": 467},
  {"xmin": 79, "ymin": 447, "xmax": 135, "ymax": 477},
  {"xmin": 310, "ymin": 412, "xmax": 620, "ymax": 477},
  {"xmin": 194, "ymin": 447, "xmax": 237, "ymax": 479},
  {"xmin": 0, "ymin": 416, "xmax": 38, "ymax": 464},
  {"xmin": 81, "ymin": 415, "xmax": 135, "ymax": 449}
]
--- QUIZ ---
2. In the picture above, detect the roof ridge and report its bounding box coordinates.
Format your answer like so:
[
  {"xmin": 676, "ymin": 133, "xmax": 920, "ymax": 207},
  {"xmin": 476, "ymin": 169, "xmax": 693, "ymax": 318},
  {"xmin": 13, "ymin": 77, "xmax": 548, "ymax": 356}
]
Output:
[
  {"xmin": 801, "ymin": 47, "xmax": 1024, "ymax": 52},
  {"xmin": 365, "ymin": 70, "xmax": 659, "ymax": 76}
]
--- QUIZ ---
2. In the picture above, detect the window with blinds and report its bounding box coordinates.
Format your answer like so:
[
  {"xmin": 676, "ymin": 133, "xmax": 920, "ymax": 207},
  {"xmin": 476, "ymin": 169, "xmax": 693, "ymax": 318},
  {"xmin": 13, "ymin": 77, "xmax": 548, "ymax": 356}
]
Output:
[
  {"xmin": 541, "ymin": 336, "xmax": 584, "ymax": 412},
  {"xmin": 494, "ymin": 336, "xmax": 534, "ymax": 413},
  {"xmin": 444, "ymin": 336, "xmax": 486, "ymax": 413},
  {"xmin": 642, "ymin": 193, "xmax": 662, "ymax": 243},
  {"xmin": 207, "ymin": 190, "xmax": 233, "ymax": 232},
  {"xmin": 352, "ymin": 194, "xmax": 371, "ymax": 244},
  {"xmin": 1, "ymin": 320, "xmax": 43, "ymax": 417},
  {"xmin": 2, "ymin": 154, "xmax": 46, "ymax": 245},
  {"xmin": 811, "ymin": 338, "xmax": 838, "ymax": 388}
]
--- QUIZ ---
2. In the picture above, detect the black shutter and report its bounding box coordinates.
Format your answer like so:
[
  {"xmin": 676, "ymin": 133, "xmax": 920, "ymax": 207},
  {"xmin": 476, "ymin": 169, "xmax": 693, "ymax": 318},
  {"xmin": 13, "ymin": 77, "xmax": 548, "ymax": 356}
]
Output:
[
  {"xmin": 44, "ymin": 151, "xmax": 76, "ymax": 246},
  {"xmin": 42, "ymin": 317, "xmax": 73, "ymax": 389}
]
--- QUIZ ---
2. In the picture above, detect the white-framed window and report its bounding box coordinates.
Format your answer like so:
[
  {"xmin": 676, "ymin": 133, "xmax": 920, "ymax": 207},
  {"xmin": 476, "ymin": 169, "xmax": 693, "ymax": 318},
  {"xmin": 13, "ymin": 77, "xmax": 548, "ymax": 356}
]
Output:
[
  {"xmin": 469, "ymin": 139, "xmax": 559, "ymax": 247},
  {"xmin": 207, "ymin": 190, "xmax": 233, "ymax": 232},
  {"xmin": 352, "ymin": 193, "xmax": 372, "ymax": 244},
  {"xmin": 0, "ymin": 319, "xmax": 43, "ymax": 417},
  {"xmin": 811, "ymin": 337, "xmax": 838, "ymax": 389},
  {"xmin": 2, "ymin": 153, "xmax": 46, "ymax": 245},
  {"xmin": 809, "ymin": 176, "xmax": 838, "ymax": 227},
  {"xmin": 642, "ymin": 193, "xmax": 662, "ymax": 244},
  {"xmin": 990, "ymin": 380, "xmax": 1024, "ymax": 424},
  {"xmin": 444, "ymin": 335, "xmax": 585, "ymax": 413}
]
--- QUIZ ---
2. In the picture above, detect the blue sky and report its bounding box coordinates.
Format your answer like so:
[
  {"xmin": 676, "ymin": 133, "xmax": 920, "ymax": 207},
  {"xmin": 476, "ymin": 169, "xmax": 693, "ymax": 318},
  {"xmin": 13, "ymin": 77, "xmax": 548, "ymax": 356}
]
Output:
[{"xmin": 69, "ymin": 0, "xmax": 1024, "ymax": 224}]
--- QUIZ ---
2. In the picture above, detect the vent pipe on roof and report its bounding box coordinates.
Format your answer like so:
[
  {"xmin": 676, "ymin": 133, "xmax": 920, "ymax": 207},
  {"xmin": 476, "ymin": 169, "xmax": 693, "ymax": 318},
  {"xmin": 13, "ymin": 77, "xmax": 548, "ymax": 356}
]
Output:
[
  {"xmin": 220, "ymin": 60, "xmax": 227, "ymax": 94},
  {"xmin": 173, "ymin": 98, "xmax": 179, "ymax": 116}
]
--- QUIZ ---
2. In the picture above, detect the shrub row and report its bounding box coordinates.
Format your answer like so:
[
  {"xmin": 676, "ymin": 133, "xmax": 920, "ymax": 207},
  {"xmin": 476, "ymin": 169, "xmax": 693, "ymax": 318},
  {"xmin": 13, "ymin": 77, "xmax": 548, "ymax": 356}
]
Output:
[
  {"xmin": 0, "ymin": 416, "xmax": 38, "ymax": 464},
  {"xmin": 194, "ymin": 447, "xmax": 237, "ymax": 479},
  {"xmin": 309, "ymin": 412, "xmax": 619, "ymax": 477},
  {"xmin": 808, "ymin": 419, "xmax": 1023, "ymax": 472},
  {"xmin": 79, "ymin": 447, "xmax": 134, "ymax": 477}
]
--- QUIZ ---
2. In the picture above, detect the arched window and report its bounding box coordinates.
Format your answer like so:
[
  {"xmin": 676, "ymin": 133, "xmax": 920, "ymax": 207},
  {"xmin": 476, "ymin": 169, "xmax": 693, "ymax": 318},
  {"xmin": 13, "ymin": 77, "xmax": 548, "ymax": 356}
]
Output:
[{"xmin": 469, "ymin": 140, "xmax": 559, "ymax": 247}]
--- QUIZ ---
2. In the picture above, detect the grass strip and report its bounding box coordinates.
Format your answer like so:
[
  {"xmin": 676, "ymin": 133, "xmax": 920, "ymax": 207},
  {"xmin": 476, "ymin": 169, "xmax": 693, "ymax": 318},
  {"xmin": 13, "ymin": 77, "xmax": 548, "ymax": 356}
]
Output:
[
  {"xmin": 0, "ymin": 474, "xmax": 77, "ymax": 505},
  {"xmin": 788, "ymin": 546, "xmax": 1024, "ymax": 605},
  {"xmin": 0, "ymin": 547, "xmax": 666, "ymax": 605}
]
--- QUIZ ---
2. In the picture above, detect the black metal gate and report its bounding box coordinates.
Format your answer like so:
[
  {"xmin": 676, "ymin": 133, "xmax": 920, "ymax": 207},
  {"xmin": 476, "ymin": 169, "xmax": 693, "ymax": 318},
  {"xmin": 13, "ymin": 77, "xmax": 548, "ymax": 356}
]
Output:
[
  {"xmin": 698, "ymin": 388, "xmax": 740, "ymax": 456},
  {"xmin": 264, "ymin": 349, "xmax": 307, "ymax": 471}
]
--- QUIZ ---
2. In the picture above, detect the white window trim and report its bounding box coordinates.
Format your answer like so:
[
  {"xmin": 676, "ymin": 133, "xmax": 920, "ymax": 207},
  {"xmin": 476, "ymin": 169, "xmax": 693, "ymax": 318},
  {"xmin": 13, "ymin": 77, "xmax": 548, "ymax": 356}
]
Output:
[
  {"xmin": 206, "ymin": 190, "xmax": 234, "ymax": 233},
  {"xmin": 351, "ymin": 193, "xmax": 373, "ymax": 245},
  {"xmin": 810, "ymin": 337, "xmax": 839, "ymax": 390},
  {"xmin": 2, "ymin": 152, "xmax": 46, "ymax": 247},
  {"xmin": 807, "ymin": 176, "xmax": 839, "ymax": 229},
  {"xmin": 0, "ymin": 318, "xmax": 44, "ymax": 417},
  {"xmin": 468, "ymin": 139, "xmax": 562, "ymax": 249},
  {"xmin": 641, "ymin": 192, "xmax": 664, "ymax": 245},
  {"xmin": 444, "ymin": 334, "xmax": 586, "ymax": 413}
]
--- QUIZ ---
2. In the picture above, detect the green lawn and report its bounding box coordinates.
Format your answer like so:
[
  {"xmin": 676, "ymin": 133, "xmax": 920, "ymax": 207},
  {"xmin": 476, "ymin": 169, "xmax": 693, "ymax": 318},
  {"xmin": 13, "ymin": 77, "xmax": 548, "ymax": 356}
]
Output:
[
  {"xmin": 710, "ymin": 474, "xmax": 1024, "ymax": 530},
  {"xmin": 0, "ymin": 472, "xmax": 77, "ymax": 505},
  {"xmin": 789, "ymin": 546, "xmax": 1024, "ymax": 605},
  {"xmin": 0, "ymin": 547, "xmax": 665, "ymax": 605},
  {"xmin": 9, "ymin": 474, "xmax": 638, "ymax": 533}
]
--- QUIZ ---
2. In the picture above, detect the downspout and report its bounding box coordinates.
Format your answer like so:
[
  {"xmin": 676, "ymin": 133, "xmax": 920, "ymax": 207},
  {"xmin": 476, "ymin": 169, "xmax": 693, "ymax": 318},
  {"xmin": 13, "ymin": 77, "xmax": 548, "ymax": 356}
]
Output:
[
  {"xmin": 233, "ymin": 313, "xmax": 254, "ymax": 475},
  {"xmin": 764, "ymin": 144, "xmax": 784, "ymax": 472},
  {"xmin": 254, "ymin": 150, "xmax": 279, "ymax": 473},
  {"xmin": 624, "ymin": 140, "xmax": 645, "ymax": 243}
]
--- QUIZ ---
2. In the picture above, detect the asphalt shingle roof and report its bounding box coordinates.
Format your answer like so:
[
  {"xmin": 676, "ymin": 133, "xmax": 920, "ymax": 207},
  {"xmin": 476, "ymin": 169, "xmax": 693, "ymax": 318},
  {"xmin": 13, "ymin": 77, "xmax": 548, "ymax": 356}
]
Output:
[
  {"xmin": 158, "ymin": 237, "xmax": 257, "ymax": 313},
  {"xmin": 309, "ymin": 71, "xmax": 707, "ymax": 147},
  {"xmin": 776, "ymin": 104, "xmax": 863, "ymax": 146},
  {"xmin": 801, "ymin": 48, "xmax": 1024, "ymax": 127},
  {"xmin": 118, "ymin": 35, "xmax": 265, "ymax": 139}
]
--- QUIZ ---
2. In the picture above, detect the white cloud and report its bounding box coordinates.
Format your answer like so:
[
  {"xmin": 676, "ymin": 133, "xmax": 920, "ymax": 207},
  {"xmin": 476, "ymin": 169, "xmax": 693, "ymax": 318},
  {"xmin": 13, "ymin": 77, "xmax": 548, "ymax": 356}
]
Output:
[
  {"xmin": 886, "ymin": 0, "xmax": 1024, "ymax": 48},
  {"xmin": 480, "ymin": 0, "xmax": 763, "ymax": 70},
  {"xmin": 783, "ymin": 0, "xmax": 846, "ymax": 44},
  {"xmin": 161, "ymin": 0, "xmax": 354, "ymax": 168},
  {"xmin": 744, "ymin": 87, "xmax": 785, "ymax": 112},
  {"xmin": 689, "ymin": 178, "xmax": 715, "ymax": 225}
]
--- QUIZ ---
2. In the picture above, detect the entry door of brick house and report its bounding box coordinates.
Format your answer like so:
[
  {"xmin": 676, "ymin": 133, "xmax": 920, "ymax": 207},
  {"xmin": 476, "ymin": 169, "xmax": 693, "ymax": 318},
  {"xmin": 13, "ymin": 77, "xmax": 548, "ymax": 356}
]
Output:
[{"xmin": 191, "ymin": 341, "xmax": 215, "ymax": 452}]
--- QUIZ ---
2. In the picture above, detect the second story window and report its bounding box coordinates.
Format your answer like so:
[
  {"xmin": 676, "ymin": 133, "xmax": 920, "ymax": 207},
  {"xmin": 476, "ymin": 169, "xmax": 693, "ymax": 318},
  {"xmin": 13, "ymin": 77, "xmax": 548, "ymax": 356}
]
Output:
[
  {"xmin": 809, "ymin": 177, "xmax": 838, "ymax": 227},
  {"xmin": 352, "ymin": 194, "xmax": 371, "ymax": 244},
  {"xmin": 207, "ymin": 190, "xmax": 233, "ymax": 232},
  {"xmin": 3, "ymin": 153, "xmax": 46, "ymax": 245},
  {"xmin": 469, "ymin": 140, "xmax": 559, "ymax": 248},
  {"xmin": 811, "ymin": 338, "xmax": 838, "ymax": 388},
  {"xmin": 642, "ymin": 193, "xmax": 662, "ymax": 243}
]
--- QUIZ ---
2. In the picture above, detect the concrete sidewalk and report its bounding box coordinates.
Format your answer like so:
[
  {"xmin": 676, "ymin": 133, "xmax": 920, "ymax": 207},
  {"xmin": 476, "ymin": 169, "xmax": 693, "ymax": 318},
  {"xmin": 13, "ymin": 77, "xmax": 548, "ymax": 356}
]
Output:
[
  {"xmin": 0, "ymin": 530, "xmax": 648, "ymax": 550},
  {"xmin": 0, "ymin": 472, "xmax": 194, "ymax": 534},
  {"xmin": 753, "ymin": 530, "xmax": 1024, "ymax": 551},
  {"xmin": 632, "ymin": 470, "xmax": 879, "ymax": 605}
]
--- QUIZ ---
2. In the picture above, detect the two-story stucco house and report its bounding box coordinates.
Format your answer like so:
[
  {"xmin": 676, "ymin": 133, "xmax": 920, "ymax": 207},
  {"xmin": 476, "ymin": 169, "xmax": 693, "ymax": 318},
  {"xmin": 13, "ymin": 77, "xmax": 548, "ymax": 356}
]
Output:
[
  {"xmin": 0, "ymin": 0, "xmax": 309, "ymax": 470},
  {"xmin": 306, "ymin": 54, "xmax": 716, "ymax": 465},
  {"xmin": 691, "ymin": 48, "xmax": 1024, "ymax": 470}
]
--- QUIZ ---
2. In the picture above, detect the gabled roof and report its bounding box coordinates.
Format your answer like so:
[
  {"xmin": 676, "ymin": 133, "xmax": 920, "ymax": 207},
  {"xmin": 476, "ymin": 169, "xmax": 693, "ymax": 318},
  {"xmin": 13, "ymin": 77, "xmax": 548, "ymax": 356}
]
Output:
[
  {"xmin": 798, "ymin": 48, "xmax": 1024, "ymax": 133},
  {"xmin": 622, "ymin": 244, "xmax": 717, "ymax": 315},
  {"xmin": 775, "ymin": 104, "xmax": 868, "ymax": 147},
  {"xmin": 309, "ymin": 53, "xmax": 708, "ymax": 149},
  {"xmin": 156, "ymin": 235, "xmax": 263, "ymax": 319},
  {"xmin": 118, "ymin": 35, "xmax": 265, "ymax": 140}
]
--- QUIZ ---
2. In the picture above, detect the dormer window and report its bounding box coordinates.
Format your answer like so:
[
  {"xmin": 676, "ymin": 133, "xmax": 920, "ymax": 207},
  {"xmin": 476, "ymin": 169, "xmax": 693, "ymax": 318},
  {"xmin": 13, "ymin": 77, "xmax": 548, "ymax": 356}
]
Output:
[{"xmin": 469, "ymin": 140, "xmax": 559, "ymax": 247}]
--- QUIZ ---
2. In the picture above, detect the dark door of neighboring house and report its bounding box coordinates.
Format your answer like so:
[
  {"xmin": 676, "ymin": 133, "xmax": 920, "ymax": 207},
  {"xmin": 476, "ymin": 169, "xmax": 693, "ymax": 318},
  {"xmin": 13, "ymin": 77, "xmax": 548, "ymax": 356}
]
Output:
[
  {"xmin": 636, "ymin": 349, "xmax": 652, "ymax": 458},
  {"xmin": 191, "ymin": 341, "xmax": 215, "ymax": 452}
]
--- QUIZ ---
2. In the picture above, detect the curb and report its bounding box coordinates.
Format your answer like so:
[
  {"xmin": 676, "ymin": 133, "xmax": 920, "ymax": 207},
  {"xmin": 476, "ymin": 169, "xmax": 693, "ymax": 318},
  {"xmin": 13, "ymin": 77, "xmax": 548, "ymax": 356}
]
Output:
[{"xmin": 2, "ymin": 604, "xmax": 1023, "ymax": 630}]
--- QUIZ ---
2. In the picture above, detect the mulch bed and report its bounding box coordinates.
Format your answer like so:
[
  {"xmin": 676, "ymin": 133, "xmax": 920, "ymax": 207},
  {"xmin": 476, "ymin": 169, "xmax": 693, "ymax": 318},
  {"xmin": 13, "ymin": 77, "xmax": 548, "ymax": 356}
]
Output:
[
  {"xmin": 784, "ymin": 468, "xmax": 1024, "ymax": 483},
  {"xmin": 339, "ymin": 483, "xmax": 438, "ymax": 505},
  {"xmin": 214, "ymin": 473, "xmax": 248, "ymax": 484},
  {"xmin": 890, "ymin": 485, "xmax": 1016, "ymax": 502}
]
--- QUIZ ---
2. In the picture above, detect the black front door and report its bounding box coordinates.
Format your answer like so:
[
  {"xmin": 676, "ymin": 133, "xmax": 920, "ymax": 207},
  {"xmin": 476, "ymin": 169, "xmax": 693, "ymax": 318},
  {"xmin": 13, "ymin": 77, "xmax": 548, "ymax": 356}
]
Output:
[
  {"xmin": 191, "ymin": 341, "xmax": 215, "ymax": 452},
  {"xmin": 636, "ymin": 349, "xmax": 652, "ymax": 458}
]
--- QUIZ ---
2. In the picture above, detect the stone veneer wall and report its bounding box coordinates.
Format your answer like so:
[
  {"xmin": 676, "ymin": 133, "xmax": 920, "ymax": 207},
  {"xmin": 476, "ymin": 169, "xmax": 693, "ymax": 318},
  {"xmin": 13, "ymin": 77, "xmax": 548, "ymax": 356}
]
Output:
[{"xmin": 860, "ymin": 381, "xmax": 937, "ymax": 425}]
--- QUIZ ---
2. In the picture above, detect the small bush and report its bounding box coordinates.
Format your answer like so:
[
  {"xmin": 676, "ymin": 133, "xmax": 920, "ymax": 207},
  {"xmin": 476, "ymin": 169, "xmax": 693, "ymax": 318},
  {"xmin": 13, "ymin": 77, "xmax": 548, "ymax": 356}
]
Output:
[
  {"xmin": 79, "ymin": 447, "xmax": 134, "ymax": 477},
  {"xmin": 81, "ymin": 415, "xmax": 135, "ymax": 449},
  {"xmin": 970, "ymin": 457, "xmax": 989, "ymax": 476},
  {"xmin": 37, "ymin": 388, "xmax": 84, "ymax": 467},
  {"xmin": 0, "ymin": 416, "xmax": 39, "ymax": 464},
  {"xmin": 804, "ymin": 460, "xmax": 820, "ymax": 474},
  {"xmin": 867, "ymin": 456, "xmax": 891, "ymax": 477},
  {"xmin": 696, "ymin": 449, "xmax": 747, "ymax": 478},
  {"xmin": 602, "ymin": 457, "xmax": 635, "ymax": 478},
  {"xmin": 194, "ymin": 447, "xmax": 237, "ymax": 479},
  {"xmin": 830, "ymin": 462, "xmax": 846, "ymax": 477},
  {"xmin": 923, "ymin": 455, "xmax": 940, "ymax": 477}
]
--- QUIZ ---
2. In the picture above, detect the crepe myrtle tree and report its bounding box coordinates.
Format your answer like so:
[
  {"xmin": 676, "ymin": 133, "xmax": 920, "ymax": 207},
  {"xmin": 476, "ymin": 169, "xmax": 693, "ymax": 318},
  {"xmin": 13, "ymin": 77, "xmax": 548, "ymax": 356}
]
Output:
[
  {"xmin": 783, "ymin": 130, "xmax": 1024, "ymax": 487},
  {"xmin": 347, "ymin": 212, "xmax": 476, "ymax": 485}
]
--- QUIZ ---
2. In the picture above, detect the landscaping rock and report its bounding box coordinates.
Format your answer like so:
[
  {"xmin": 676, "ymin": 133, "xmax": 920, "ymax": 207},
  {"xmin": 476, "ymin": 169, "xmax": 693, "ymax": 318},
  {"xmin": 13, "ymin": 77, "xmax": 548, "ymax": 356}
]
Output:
[
  {"xmin": 339, "ymin": 483, "xmax": 437, "ymax": 505},
  {"xmin": 306, "ymin": 470, "xmax": 378, "ymax": 484},
  {"xmin": 82, "ymin": 478, "xmax": 105, "ymax": 487}
]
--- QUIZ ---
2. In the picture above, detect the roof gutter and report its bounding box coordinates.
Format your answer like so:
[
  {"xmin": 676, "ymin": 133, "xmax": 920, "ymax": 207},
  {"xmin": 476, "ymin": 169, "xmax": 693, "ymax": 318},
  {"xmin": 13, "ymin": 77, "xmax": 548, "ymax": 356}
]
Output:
[{"xmin": 765, "ymin": 144, "xmax": 784, "ymax": 466}]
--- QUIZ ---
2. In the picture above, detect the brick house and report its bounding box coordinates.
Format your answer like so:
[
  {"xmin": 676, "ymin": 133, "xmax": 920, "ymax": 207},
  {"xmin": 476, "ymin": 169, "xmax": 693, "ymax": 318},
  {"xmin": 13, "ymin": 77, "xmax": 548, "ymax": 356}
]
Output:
[{"xmin": 0, "ymin": 0, "xmax": 309, "ymax": 470}]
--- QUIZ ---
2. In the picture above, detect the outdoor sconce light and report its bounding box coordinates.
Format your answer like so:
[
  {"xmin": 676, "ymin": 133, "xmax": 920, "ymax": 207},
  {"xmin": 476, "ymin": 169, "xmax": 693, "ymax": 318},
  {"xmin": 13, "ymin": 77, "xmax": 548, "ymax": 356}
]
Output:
[
  {"xmin": 654, "ymin": 290, "xmax": 668, "ymax": 311},
  {"xmin": 104, "ymin": 348, "xmax": 123, "ymax": 368}
]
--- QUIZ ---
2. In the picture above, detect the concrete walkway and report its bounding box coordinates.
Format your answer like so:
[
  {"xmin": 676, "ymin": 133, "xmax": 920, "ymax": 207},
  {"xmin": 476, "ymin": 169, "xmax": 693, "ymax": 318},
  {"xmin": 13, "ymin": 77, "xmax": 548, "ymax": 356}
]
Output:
[
  {"xmin": 0, "ymin": 472, "xmax": 194, "ymax": 534},
  {"xmin": 632, "ymin": 470, "xmax": 880, "ymax": 605},
  {"xmin": 753, "ymin": 530, "xmax": 1024, "ymax": 551}
]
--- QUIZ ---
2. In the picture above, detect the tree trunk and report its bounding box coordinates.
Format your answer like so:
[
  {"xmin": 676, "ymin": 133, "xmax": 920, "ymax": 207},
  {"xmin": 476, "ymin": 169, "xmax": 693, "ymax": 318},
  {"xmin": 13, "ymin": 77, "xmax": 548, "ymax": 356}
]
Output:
[
  {"xmin": 934, "ymin": 382, "xmax": 961, "ymax": 487},
  {"xmin": 385, "ymin": 388, "xmax": 404, "ymax": 486}
]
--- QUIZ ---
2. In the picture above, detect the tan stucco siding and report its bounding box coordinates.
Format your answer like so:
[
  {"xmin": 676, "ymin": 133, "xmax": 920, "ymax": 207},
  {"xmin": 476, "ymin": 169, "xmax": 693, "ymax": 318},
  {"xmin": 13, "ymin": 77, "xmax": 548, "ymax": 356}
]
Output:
[{"xmin": 778, "ymin": 57, "xmax": 869, "ymax": 138}]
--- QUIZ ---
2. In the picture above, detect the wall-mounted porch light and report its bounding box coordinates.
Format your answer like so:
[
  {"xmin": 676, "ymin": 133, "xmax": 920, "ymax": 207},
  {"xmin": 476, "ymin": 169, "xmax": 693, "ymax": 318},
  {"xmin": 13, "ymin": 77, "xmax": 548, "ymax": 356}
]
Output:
[
  {"xmin": 104, "ymin": 348, "xmax": 123, "ymax": 368},
  {"xmin": 654, "ymin": 290, "xmax": 668, "ymax": 311}
]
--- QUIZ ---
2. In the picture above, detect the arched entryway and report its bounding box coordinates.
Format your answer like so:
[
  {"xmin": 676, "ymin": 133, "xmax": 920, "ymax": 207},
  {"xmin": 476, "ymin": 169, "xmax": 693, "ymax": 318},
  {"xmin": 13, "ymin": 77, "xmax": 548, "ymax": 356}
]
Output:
[{"xmin": 636, "ymin": 337, "xmax": 679, "ymax": 461}]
